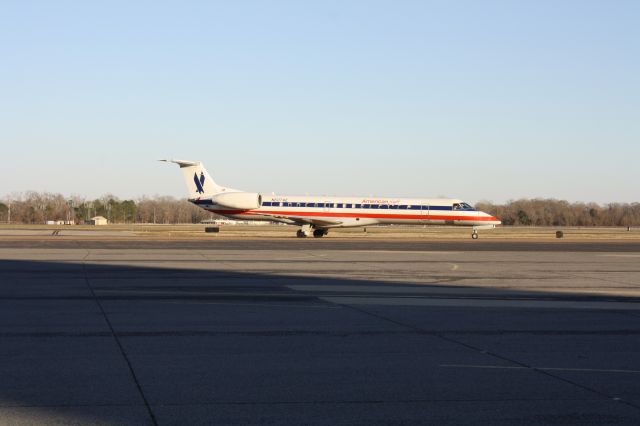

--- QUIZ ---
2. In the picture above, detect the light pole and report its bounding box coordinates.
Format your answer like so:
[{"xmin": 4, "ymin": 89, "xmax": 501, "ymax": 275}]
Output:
[
  {"xmin": 67, "ymin": 200, "xmax": 75, "ymax": 225},
  {"xmin": 86, "ymin": 202, "xmax": 94, "ymax": 222},
  {"xmin": 40, "ymin": 202, "xmax": 46, "ymax": 224}
]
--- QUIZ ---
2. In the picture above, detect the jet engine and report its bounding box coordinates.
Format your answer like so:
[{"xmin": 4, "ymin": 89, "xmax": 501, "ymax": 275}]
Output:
[{"xmin": 212, "ymin": 192, "xmax": 262, "ymax": 210}]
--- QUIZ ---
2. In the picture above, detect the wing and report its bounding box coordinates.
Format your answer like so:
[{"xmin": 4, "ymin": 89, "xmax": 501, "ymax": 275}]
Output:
[{"xmin": 267, "ymin": 214, "xmax": 343, "ymax": 228}]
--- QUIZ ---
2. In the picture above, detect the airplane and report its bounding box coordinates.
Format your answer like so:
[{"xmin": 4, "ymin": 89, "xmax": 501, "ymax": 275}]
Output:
[{"xmin": 162, "ymin": 159, "xmax": 501, "ymax": 239}]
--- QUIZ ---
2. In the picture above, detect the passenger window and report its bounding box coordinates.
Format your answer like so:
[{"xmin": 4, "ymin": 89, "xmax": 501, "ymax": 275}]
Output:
[
  {"xmin": 380, "ymin": 205, "xmax": 388, "ymax": 209},
  {"xmin": 355, "ymin": 204, "xmax": 361, "ymax": 208}
]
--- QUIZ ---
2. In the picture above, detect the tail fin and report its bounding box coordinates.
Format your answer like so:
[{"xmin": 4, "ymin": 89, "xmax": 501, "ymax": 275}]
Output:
[{"xmin": 160, "ymin": 159, "xmax": 223, "ymax": 199}]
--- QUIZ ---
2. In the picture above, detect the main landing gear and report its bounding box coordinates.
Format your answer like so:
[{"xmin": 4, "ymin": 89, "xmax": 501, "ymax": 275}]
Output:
[
  {"xmin": 296, "ymin": 225, "xmax": 328, "ymax": 238},
  {"xmin": 313, "ymin": 229, "xmax": 328, "ymax": 238}
]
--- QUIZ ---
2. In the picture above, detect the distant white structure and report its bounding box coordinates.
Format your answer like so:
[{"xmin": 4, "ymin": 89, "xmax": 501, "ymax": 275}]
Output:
[
  {"xmin": 201, "ymin": 219, "xmax": 273, "ymax": 226},
  {"xmin": 87, "ymin": 216, "xmax": 108, "ymax": 226},
  {"xmin": 46, "ymin": 220, "xmax": 75, "ymax": 225}
]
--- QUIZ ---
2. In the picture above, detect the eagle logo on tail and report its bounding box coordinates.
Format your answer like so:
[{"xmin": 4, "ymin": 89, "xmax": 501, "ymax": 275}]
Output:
[{"xmin": 194, "ymin": 172, "xmax": 205, "ymax": 194}]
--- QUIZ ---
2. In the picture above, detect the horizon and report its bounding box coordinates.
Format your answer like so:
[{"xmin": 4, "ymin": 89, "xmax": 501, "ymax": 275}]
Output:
[
  {"xmin": 1, "ymin": 189, "xmax": 638, "ymax": 207},
  {"xmin": 2, "ymin": 1, "xmax": 639, "ymax": 204}
]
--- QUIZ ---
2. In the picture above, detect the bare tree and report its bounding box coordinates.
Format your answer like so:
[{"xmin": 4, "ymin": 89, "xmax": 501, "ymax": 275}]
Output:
[{"xmin": 476, "ymin": 199, "xmax": 640, "ymax": 227}]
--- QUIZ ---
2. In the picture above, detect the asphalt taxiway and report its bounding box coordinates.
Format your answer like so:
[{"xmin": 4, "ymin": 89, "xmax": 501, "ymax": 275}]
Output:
[{"xmin": 1, "ymin": 238, "xmax": 639, "ymax": 425}]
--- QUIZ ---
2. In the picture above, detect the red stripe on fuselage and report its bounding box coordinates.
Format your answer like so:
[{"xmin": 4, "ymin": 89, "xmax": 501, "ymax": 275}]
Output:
[{"xmin": 206, "ymin": 209, "xmax": 498, "ymax": 222}]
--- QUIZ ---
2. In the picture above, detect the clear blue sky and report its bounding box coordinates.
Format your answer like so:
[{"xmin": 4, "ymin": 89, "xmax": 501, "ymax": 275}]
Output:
[{"xmin": 1, "ymin": 1, "xmax": 638, "ymax": 204}]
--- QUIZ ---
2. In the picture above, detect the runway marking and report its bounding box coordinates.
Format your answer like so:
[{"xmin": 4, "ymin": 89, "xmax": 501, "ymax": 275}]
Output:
[
  {"xmin": 321, "ymin": 296, "xmax": 640, "ymax": 310},
  {"xmin": 440, "ymin": 364, "xmax": 640, "ymax": 374},
  {"xmin": 351, "ymin": 250, "xmax": 462, "ymax": 254},
  {"xmin": 288, "ymin": 285, "xmax": 492, "ymax": 294},
  {"xmin": 449, "ymin": 263, "xmax": 459, "ymax": 271},
  {"xmin": 159, "ymin": 301, "xmax": 342, "ymax": 309}
]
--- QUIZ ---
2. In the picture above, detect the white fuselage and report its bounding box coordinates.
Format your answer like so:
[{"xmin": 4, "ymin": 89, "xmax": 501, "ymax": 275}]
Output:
[
  {"xmin": 192, "ymin": 195, "xmax": 500, "ymax": 228},
  {"xmin": 161, "ymin": 159, "xmax": 501, "ymax": 237}
]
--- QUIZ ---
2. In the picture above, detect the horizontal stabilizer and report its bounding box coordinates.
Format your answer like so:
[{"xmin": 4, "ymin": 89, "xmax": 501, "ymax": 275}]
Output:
[{"xmin": 159, "ymin": 159, "xmax": 200, "ymax": 168}]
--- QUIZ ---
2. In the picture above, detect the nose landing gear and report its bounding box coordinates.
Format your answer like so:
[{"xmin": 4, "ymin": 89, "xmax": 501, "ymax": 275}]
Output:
[{"xmin": 471, "ymin": 224, "xmax": 497, "ymax": 239}]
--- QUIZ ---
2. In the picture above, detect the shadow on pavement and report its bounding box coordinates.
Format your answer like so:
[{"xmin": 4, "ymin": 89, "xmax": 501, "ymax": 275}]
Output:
[{"xmin": 1, "ymin": 258, "xmax": 640, "ymax": 425}]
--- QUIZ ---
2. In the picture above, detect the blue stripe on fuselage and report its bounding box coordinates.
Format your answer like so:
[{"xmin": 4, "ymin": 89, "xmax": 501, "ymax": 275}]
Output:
[{"xmin": 194, "ymin": 199, "xmax": 475, "ymax": 211}]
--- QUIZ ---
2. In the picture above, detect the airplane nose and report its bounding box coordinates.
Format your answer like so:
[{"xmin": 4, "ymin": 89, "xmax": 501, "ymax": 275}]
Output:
[
  {"xmin": 481, "ymin": 211, "xmax": 501, "ymax": 225},
  {"xmin": 487, "ymin": 213, "xmax": 501, "ymax": 225}
]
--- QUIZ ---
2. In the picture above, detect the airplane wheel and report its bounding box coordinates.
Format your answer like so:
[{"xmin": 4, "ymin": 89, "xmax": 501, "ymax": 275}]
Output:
[
  {"xmin": 471, "ymin": 232, "xmax": 478, "ymax": 239},
  {"xmin": 296, "ymin": 230, "xmax": 307, "ymax": 238},
  {"xmin": 313, "ymin": 229, "xmax": 326, "ymax": 238}
]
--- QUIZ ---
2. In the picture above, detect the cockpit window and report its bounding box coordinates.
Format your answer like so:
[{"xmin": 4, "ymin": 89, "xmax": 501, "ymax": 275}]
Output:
[{"xmin": 453, "ymin": 202, "xmax": 474, "ymax": 211}]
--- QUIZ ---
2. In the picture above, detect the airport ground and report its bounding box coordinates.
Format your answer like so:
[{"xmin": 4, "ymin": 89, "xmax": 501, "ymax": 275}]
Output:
[
  {"xmin": 1, "ymin": 225, "xmax": 639, "ymax": 424},
  {"xmin": 2, "ymin": 223, "xmax": 640, "ymax": 240}
]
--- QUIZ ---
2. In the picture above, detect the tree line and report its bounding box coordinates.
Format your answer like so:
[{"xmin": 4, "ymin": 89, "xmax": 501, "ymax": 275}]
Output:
[
  {"xmin": 0, "ymin": 192, "xmax": 213, "ymax": 224},
  {"xmin": 475, "ymin": 199, "xmax": 640, "ymax": 227},
  {"xmin": 0, "ymin": 192, "xmax": 638, "ymax": 226}
]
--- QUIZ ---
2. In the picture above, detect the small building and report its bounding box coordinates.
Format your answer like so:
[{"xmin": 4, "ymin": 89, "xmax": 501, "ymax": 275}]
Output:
[
  {"xmin": 87, "ymin": 216, "xmax": 108, "ymax": 226},
  {"xmin": 201, "ymin": 219, "xmax": 273, "ymax": 226}
]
